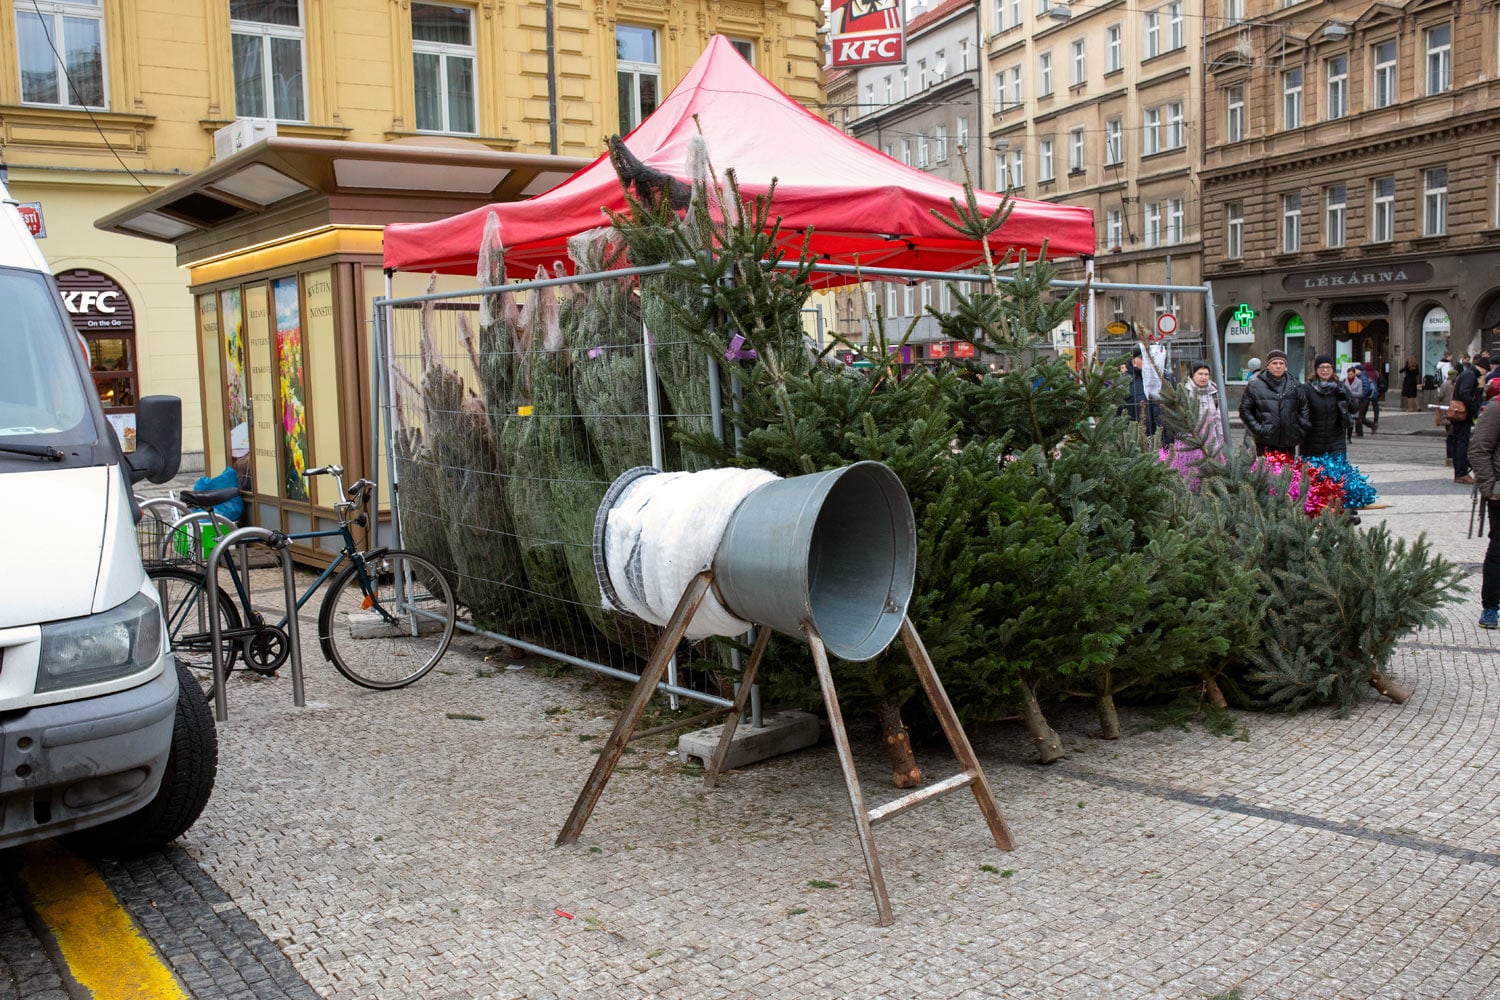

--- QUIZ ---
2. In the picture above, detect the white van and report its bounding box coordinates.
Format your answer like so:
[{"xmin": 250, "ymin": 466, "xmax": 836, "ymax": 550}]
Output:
[{"xmin": 0, "ymin": 184, "xmax": 215, "ymax": 853}]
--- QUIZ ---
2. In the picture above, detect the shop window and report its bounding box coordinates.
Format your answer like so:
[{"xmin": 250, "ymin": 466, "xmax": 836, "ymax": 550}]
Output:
[
  {"xmin": 230, "ymin": 0, "xmax": 306, "ymax": 122},
  {"xmin": 616, "ymin": 24, "xmax": 659, "ymax": 133},
  {"xmin": 17, "ymin": 0, "xmax": 105, "ymax": 108}
]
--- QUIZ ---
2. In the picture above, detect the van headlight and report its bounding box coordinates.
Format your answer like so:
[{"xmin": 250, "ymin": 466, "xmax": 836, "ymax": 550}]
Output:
[{"xmin": 36, "ymin": 592, "xmax": 163, "ymax": 693}]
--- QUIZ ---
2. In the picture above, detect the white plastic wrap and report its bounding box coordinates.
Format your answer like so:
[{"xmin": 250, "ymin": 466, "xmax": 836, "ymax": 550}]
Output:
[{"xmin": 600, "ymin": 467, "xmax": 778, "ymax": 640}]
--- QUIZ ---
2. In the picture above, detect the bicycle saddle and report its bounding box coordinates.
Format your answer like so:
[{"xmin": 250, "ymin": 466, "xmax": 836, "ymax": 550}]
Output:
[{"xmin": 179, "ymin": 486, "xmax": 242, "ymax": 510}]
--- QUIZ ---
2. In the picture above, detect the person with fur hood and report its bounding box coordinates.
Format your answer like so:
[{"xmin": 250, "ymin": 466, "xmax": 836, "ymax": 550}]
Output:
[
  {"xmin": 1301, "ymin": 354, "xmax": 1356, "ymax": 459},
  {"xmin": 1238, "ymin": 348, "xmax": 1307, "ymax": 455},
  {"xmin": 1187, "ymin": 361, "xmax": 1224, "ymax": 451}
]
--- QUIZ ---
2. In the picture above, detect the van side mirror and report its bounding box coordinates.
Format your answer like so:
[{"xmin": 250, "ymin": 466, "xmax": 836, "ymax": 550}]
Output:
[{"xmin": 126, "ymin": 395, "xmax": 182, "ymax": 485}]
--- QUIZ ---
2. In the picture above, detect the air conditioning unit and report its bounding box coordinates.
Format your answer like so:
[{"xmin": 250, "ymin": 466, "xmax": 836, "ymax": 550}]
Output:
[{"xmin": 213, "ymin": 118, "xmax": 277, "ymax": 161}]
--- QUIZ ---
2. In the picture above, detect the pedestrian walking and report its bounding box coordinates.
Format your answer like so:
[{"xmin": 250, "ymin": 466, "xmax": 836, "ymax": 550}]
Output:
[
  {"xmin": 1187, "ymin": 361, "xmax": 1224, "ymax": 452},
  {"xmin": 1344, "ymin": 365, "xmax": 1364, "ymax": 441},
  {"xmin": 1301, "ymin": 355, "xmax": 1355, "ymax": 459},
  {"xmin": 1466, "ymin": 399, "xmax": 1500, "ymax": 629},
  {"xmin": 1122, "ymin": 345, "xmax": 1174, "ymax": 439},
  {"xmin": 1436, "ymin": 350, "xmax": 1455, "ymax": 383},
  {"xmin": 1401, "ymin": 357, "xmax": 1420, "ymax": 412},
  {"xmin": 1352, "ymin": 365, "xmax": 1379, "ymax": 436},
  {"xmin": 1361, "ymin": 362, "xmax": 1383, "ymax": 432},
  {"xmin": 1452, "ymin": 353, "xmax": 1491, "ymax": 485},
  {"xmin": 1436, "ymin": 367, "xmax": 1459, "ymax": 466},
  {"xmin": 1239, "ymin": 348, "xmax": 1306, "ymax": 456}
]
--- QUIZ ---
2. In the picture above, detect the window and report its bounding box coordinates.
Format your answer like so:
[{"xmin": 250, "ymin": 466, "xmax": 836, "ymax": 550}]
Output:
[
  {"xmin": 17, "ymin": 0, "xmax": 105, "ymax": 107},
  {"xmin": 1282, "ymin": 68, "xmax": 1302, "ymax": 129},
  {"xmin": 1106, "ymin": 24, "xmax": 1122, "ymax": 72},
  {"xmin": 918, "ymin": 59, "xmax": 928, "ymax": 90},
  {"xmin": 1373, "ymin": 40, "xmax": 1396, "ymax": 109},
  {"xmin": 1226, "ymin": 86, "xmax": 1244, "ymax": 143},
  {"xmin": 884, "ymin": 142, "xmax": 893, "ymax": 158},
  {"xmin": 616, "ymin": 25, "xmax": 659, "ymax": 133},
  {"xmin": 1039, "ymin": 138, "xmax": 1054, "ymax": 182},
  {"xmin": 1227, "ymin": 202, "xmax": 1244, "ymax": 258},
  {"xmin": 1326, "ymin": 55, "xmax": 1348, "ymax": 119},
  {"xmin": 1008, "ymin": 0, "xmax": 1021, "ymax": 30},
  {"xmin": 1143, "ymin": 107, "xmax": 1161, "ymax": 155},
  {"xmin": 903, "ymin": 284, "xmax": 915, "ymax": 317},
  {"xmin": 1167, "ymin": 2, "xmax": 1184, "ymax": 50},
  {"xmin": 918, "ymin": 134, "xmax": 930, "ymax": 168},
  {"xmin": 1039, "ymin": 52, "xmax": 1053, "ymax": 96},
  {"xmin": 994, "ymin": 2, "xmax": 1004, "ymax": 33},
  {"xmin": 1325, "ymin": 185, "xmax": 1346, "ymax": 247},
  {"xmin": 935, "ymin": 125, "xmax": 948, "ymax": 161},
  {"xmin": 900, "ymin": 67, "xmax": 909, "ymax": 99},
  {"xmin": 1144, "ymin": 11, "xmax": 1161, "ymax": 58},
  {"xmin": 865, "ymin": 83, "xmax": 875, "ymax": 111},
  {"xmin": 884, "ymin": 75, "xmax": 893, "ymax": 103},
  {"xmin": 935, "ymin": 49, "xmax": 947, "ymax": 80},
  {"xmin": 901, "ymin": 138, "xmax": 911, "ymax": 165},
  {"xmin": 1225, "ymin": 0, "xmax": 1244, "ymax": 24},
  {"xmin": 1166, "ymin": 101, "xmax": 1184, "ymax": 149},
  {"xmin": 1424, "ymin": 167, "xmax": 1448, "ymax": 236},
  {"xmin": 1008, "ymin": 66, "xmax": 1023, "ymax": 105},
  {"xmin": 1011, "ymin": 149, "xmax": 1025, "ymax": 188},
  {"xmin": 993, "ymin": 70, "xmax": 1005, "ymax": 109},
  {"xmin": 1426, "ymin": 24, "xmax": 1451, "ymax": 95},
  {"xmin": 730, "ymin": 38, "xmax": 754, "ymax": 64},
  {"xmin": 960, "ymin": 38, "xmax": 971, "ymax": 72},
  {"xmin": 996, "ymin": 154, "xmax": 1010, "ymax": 190},
  {"xmin": 887, "ymin": 284, "xmax": 899, "ymax": 318},
  {"xmin": 1107, "ymin": 208, "xmax": 1123, "ymax": 249},
  {"xmin": 957, "ymin": 116, "xmax": 969, "ymax": 150},
  {"xmin": 1111, "ymin": 297, "xmax": 1126, "ymax": 324},
  {"xmin": 1068, "ymin": 128, "xmax": 1085, "ymax": 173},
  {"xmin": 920, "ymin": 282, "xmax": 933, "ymax": 312},
  {"xmin": 1105, "ymin": 118, "xmax": 1122, "ymax": 163},
  {"xmin": 1153, "ymin": 293, "xmax": 1178, "ymax": 327},
  {"xmin": 1372, "ymin": 176, "xmax": 1395, "ymax": 241},
  {"xmin": 1166, "ymin": 198, "xmax": 1183, "ymax": 245},
  {"xmin": 412, "ymin": 3, "xmax": 476, "ymax": 134},
  {"xmin": 1144, "ymin": 203, "xmax": 1162, "ymax": 248},
  {"xmin": 1283, "ymin": 193, "xmax": 1302, "ymax": 251},
  {"xmin": 1070, "ymin": 39, "xmax": 1086, "ymax": 86},
  {"xmin": 231, "ymin": 0, "xmax": 305, "ymax": 121}
]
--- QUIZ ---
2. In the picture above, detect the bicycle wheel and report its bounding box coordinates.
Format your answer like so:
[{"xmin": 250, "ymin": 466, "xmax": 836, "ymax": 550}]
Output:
[
  {"xmin": 148, "ymin": 565, "xmax": 242, "ymax": 694},
  {"xmin": 317, "ymin": 549, "xmax": 456, "ymax": 689}
]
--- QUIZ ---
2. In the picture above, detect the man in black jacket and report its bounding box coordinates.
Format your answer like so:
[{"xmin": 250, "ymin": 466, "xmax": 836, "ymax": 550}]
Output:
[
  {"xmin": 1239, "ymin": 348, "xmax": 1307, "ymax": 456},
  {"xmin": 1453, "ymin": 353, "xmax": 1491, "ymax": 484}
]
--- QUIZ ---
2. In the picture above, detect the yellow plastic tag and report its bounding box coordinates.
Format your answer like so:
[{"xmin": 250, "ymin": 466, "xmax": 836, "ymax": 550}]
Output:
[{"xmin": 517, "ymin": 405, "xmax": 534, "ymax": 416}]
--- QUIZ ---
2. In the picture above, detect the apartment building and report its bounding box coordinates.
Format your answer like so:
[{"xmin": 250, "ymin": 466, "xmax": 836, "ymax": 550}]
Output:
[
  {"xmin": 1202, "ymin": 0, "xmax": 1500, "ymax": 384},
  {"xmin": 2, "ymin": 0, "xmax": 823, "ymax": 461},
  {"xmin": 987, "ymin": 0, "xmax": 1204, "ymax": 360}
]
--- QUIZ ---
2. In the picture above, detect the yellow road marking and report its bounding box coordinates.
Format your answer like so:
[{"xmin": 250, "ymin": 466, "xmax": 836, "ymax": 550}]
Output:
[{"xmin": 15, "ymin": 841, "xmax": 188, "ymax": 1000}]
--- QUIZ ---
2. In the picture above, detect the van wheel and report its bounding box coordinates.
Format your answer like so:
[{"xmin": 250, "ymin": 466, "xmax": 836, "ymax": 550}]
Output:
[{"xmin": 65, "ymin": 662, "xmax": 218, "ymax": 856}]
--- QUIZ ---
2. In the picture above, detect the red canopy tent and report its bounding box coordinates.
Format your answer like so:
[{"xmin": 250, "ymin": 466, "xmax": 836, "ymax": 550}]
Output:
[{"xmin": 383, "ymin": 36, "xmax": 1095, "ymax": 284}]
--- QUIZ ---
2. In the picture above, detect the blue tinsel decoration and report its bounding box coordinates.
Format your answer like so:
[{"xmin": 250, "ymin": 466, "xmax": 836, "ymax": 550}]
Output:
[{"xmin": 1305, "ymin": 452, "xmax": 1378, "ymax": 509}]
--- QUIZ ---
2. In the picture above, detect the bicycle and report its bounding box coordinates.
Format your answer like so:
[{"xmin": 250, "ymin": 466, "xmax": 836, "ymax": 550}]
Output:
[{"xmin": 147, "ymin": 464, "xmax": 457, "ymax": 694}]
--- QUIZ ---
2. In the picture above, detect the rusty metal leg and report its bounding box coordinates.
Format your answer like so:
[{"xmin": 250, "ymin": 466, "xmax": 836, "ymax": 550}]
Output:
[
  {"xmin": 805, "ymin": 624, "xmax": 894, "ymax": 927},
  {"xmin": 555, "ymin": 571, "xmax": 713, "ymax": 847},
  {"xmin": 703, "ymin": 627, "xmax": 771, "ymax": 790},
  {"xmin": 899, "ymin": 616, "xmax": 1016, "ymax": 851}
]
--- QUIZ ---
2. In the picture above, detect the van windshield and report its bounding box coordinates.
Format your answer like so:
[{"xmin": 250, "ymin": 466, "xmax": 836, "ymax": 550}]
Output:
[{"xmin": 0, "ymin": 267, "xmax": 93, "ymax": 447}]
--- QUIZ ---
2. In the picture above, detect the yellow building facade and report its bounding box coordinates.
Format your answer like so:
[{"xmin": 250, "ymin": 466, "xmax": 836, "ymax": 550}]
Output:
[{"xmin": 1, "ymin": 0, "xmax": 825, "ymax": 462}]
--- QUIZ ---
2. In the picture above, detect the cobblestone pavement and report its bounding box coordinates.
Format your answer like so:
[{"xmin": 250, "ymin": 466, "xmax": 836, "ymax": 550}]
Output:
[{"xmin": 13, "ymin": 419, "xmax": 1500, "ymax": 999}]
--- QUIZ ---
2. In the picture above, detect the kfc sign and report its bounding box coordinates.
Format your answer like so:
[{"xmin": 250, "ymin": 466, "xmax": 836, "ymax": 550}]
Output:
[
  {"xmin": 55, "ymin": 268, "xmax": 135, "ymax": 332},
  {"xmin": 830, "ymin": 0, "xmax": 906, "ymax": 68}
]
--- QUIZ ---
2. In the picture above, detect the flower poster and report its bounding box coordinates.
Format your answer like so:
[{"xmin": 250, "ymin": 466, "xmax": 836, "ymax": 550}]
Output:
[
  {"xmin": 273, "ymin": 276, "xmax": 309, "ymax": 501},
  {"xmin": 220, "ymin": 287, "xmax": 248, "ymax": 460}
]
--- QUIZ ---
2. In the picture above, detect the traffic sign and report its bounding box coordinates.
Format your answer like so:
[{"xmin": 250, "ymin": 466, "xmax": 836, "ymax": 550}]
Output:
[
  {"xmin": 1155, "ymin": 313, "xmax": 1178, "ymax": 338},
  {"xmin": 17, "ymin": 202, "xmax": 45, "ymax": 238}
]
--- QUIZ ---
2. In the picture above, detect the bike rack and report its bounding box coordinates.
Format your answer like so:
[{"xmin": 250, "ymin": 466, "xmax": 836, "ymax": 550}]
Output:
[
  {"xmin": 162, "ymin": 509, "xmax": 244, "ymax": 573},
  {"xmin": 203, "ymin": 526, "xmax": 307, "ymax": 722}
]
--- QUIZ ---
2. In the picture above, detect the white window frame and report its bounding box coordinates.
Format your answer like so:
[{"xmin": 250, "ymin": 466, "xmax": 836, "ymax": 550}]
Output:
[
  {"xmin": 887, "ymin": 284, "xmax": 899, "ymax": 318},
  {"xmin": 1167, "ymin": 2, "xmax": 1184, "ymax": 50},
  {"xmin": 960, "ymin": 38, "xmax": 971, "ymax": 72},
  {"xmin": 1107, "ymin": 208, "xmax": 1123, "ymax": 249},
  {"xmin": 935, "ymin": 49, "xmax": 947, "ymax": 80},
  {"xmin": 1225, "ymin": 0, "xmax": 1244, "ymax": 24},
  {"xmin": 1011, "ymin": 149, "xmax": 1025, "ymax": 188},
  {"xmin": 413, "ymin": 2, "xmax": 477, "ymax": 134},
  {"xmin": 1226, "ymin": 86, "xmax": 1244, "ymax": 143},
  {"xmin": 1008, "ymin": 66, "xmax": 1023, "ymax": 105},
  {"xmin": 1326, "ymin": 55, "xmax": 1348, "ymax": 119},
  {"xmin": 901, "ymin": 138, "xmax": 911, "ymax": 165},
  {"xmin": 1008, "ymin": 0, "xmax": 1022, "ymax": 30},
  {"xmin": 1424, "ymin": 167, "xmax": 1448, "ymax": 236},
  {"xmin": 230, "ymin": 0, "xmax": 307, "ymax": 122},
  {"xmin": 1372, "ymin": 176, "xmax": 1395, "ymax": 242},
  {"xmin": 1069, "ymin": 127, "xmax": 1085, "ymax": 173},
  {"xmin": 1227, "ymin": 202, "xmax": 1244, "ymax": 258},
  {"xmin": 957, "ymin": 116, "xmax": 969, "ymax": 150},
  {"xmin": 1283, "ymin": 192, "xmax": 1302, "ymax": 252},
  {"xmin": 1144, "ymin": 11, "xmax": 1161, "ymax": 59},
  {"xmin": 993, "ymin": 70, "xmax": 1005, "ymax": 109},
  {"xmin": 1144, "ymin": 202, "xmax": 1162, "ymax": 247},
  {"xmin": 1325, "ymin": 185, "xmax": 1346, "ymax": 248},
  {"xmin": 1039, "ymin": 52, "xmax": 1053, "ymax": 96},
  {"xmin": 616, "ymin": 24, "xmax": 659, "ymax": 134},
  {"xmin": 1373, "ymin": 40, "xmax": 1397, "ymax": 109},
  {"xmin": 918, "ymin": 133, "xmax": 930, "ymax": 168},
  {"xmin": 1282, "ymin": 67, "xmax": 1303, "ymax": 130},
  {"xmin": 1070, "ymin": 39, "xmax": 1086, "ymax": 86},
  {"xmin": 903, "ymin": 284, "xmax": 915, "ymax": 316},
  {"xmin": 1105, "ymin": 117, "xmax": 1122, "ymax": 164},
  {"xmin": 1039, "ymin": 138, "xmax": 1054, "ymax": 182},
  {"xmin": 1166, "ymin": 101, "xmax": 1184, "ymax": 149},
  {"xmin": 996, "ymin": 153, "xmax": 1010, "ymax": 190},
  {"xmin": 1143, "ymin": 107, "xmax": 1161, "ymax": 155},
  {"xmin": 1106, "ymin": 24, "xmax": 1122, "ymax": 72},
  {"xmin": 1166, "ymin": 197, "xmax": 1183, "ymax": 245},
  {"xmin": 1426, "ymin": 24, "xmax": 1452, "ymax": 95},
  {"xmin": 17, "ymin": 0, "xmax": 107, "ymax": 108},
  {"xmin": 1153, "ymin": 293, "xmax": 1178, "ymax": 327},
  {"xmin": 935, "ymin": 124, "xmax": 948, "ymax": 161},
  {"xmin": 900, "ymin": 66, "xmax": 909, "ymax": 99}
]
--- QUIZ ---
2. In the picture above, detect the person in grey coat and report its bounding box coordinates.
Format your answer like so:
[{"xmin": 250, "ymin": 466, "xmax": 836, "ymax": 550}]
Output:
[{"xmin": 1467, "ymin": 399, "xmax": 1500, "ymax": 628}]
